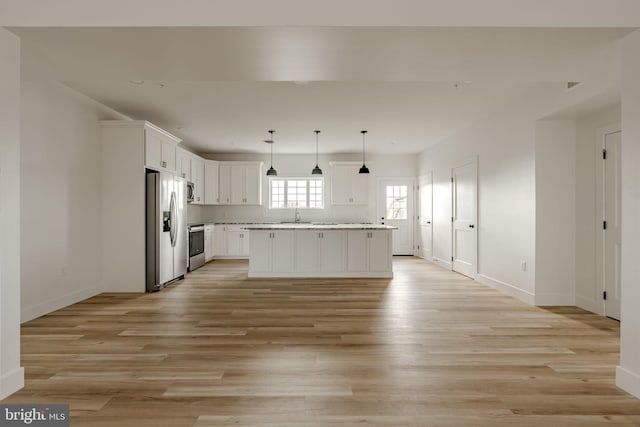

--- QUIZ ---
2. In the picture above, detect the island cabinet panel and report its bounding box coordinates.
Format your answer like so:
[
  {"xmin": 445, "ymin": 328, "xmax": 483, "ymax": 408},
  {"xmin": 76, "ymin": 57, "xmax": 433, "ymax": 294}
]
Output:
[
  {"xmin": 249, "ymin": 231, "xmax": 273, "ymax": 273},
  {"xmin": 319, "ymin": 230, "xmax": 346, "ymax": 273},
  {"xmin": 248, "ymin": 227, "xmax": 392, "ymax": 278},
  {"xmin": 346, "ymin": 230, "xmax": 370, "ymax": 272},
  {"xmin": 369, "ymin": 230, "xmax": 392, "ymax": 272},
  {"xmin": 296, "ymin": 231, "xmax": 321, "ymax": 272},
  {"xmin": 249, "ymin": 231, "xmax": 294, "ymax": 273},
  {"xmin": 273, "ymin": 232, "xmax": 295, "ymax": 271}
]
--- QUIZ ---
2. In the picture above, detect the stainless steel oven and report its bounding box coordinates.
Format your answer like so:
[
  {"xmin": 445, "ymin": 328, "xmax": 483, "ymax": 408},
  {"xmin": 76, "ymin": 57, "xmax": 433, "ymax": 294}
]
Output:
[{"xmin": 188, "ymin": 224, "xmax": 205, "ymax": 271}]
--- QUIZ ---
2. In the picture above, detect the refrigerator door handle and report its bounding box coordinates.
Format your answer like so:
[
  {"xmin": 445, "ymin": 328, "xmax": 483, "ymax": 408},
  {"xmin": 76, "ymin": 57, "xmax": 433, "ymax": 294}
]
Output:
[{"xmin": 169, "ymin": 191, "xmax": 177, "ymax": 247}]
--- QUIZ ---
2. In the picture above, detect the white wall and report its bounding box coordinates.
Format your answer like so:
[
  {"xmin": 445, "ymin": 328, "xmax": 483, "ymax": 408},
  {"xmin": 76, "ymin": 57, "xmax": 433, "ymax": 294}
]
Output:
[
  {"xmin": 418, "ymin": 94, "xmax": 538, "ymax": 303},
  {"xmin": 617, "ymin": 29, "xmax": 640, "ymax": 399},
  {"xmin": 20, "ymin": 80, "xmax": 122, "ymax": 321},
  {"xmin": 199, "ymin": 153, "xmax": 416, "ymax": 224},
  {"xmin": 417, "ymin": 82, "xmax": 618, "ymax": 305},
  {"xmin": 575, "ymin": 106, "xmax": 620, "ymax": 314},
  {"xmin": 534, "ymin": 120, "xmax": 576, "ymax": 305},
  {"xmin": 0, "ymin": 27, "xmax": 24, "ymax": 399}
]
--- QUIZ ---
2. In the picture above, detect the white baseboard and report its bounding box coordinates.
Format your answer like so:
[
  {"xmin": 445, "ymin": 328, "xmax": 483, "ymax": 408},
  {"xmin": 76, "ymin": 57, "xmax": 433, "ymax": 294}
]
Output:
[
  {"xmin": 21, "ymin": 287, "xmax": 100, "ymax": 323},
  {"xmin": 576, "ymin": 295, "xmax": 603, "ymax": 315},
  {"xmin": 534, "ymin": 293, "xmax": 575, "ymax": 306},
  {"xmin": 0, "ymin": 367, "xmax": 24, "ymax": 400},
  {"xmin": 476, "ymin": 274, "xmax": 535, "ymax": 305},
  {"xmin": 617, "ymin": 365, "xmax": 640, "ymax": 399},
  {"xmin": 431, "ymin": 257, "xmax": 452, "ymax": 270}
]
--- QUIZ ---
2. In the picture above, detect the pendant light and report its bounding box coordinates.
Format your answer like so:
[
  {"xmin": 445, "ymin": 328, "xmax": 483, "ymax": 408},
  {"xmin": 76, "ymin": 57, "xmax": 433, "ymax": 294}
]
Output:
[
  {"xmin": 311, "ymin": 130, "xmax": 323, "ymax": 175},
  {"xmin": 264, "ymin": 130, "xmax": 278, "ymax": 176},
  {"xmin": 359, "ymin": 130, "xmax": 370, "ymax": 174}
]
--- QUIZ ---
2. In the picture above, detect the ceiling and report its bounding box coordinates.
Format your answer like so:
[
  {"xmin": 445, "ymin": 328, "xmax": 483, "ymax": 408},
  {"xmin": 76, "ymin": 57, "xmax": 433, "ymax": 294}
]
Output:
[{"xmin": 12, "ymin": 27, "xmax": 631, "ymax": 155}]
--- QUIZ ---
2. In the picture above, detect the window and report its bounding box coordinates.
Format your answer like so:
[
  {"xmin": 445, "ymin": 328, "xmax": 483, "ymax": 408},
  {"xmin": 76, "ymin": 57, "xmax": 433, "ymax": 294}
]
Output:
[
  {"xmin": 269, "ymin": 178, "xmax": 324, "ymax": 209},
  {"xmin": 386, "ymin": 185, "xmax": 407, "ymax": 219}
]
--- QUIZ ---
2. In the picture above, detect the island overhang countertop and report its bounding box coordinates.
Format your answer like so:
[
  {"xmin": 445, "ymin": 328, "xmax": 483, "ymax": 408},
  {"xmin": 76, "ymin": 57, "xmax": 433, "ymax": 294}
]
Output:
[{"xmin": 243, "ymin": 223, "xmax": 397, "ymax": 230}]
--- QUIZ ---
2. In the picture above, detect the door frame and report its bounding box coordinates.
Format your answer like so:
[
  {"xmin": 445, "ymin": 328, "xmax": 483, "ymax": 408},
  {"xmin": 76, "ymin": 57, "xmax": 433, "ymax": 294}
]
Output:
[
  {"xmin": 595, "ymin": 123, "xmax": 621, "ymax": 318},
  {"xmin": 451, "ymin": 156, "xmax": 478, "ymax": 278},
  {"xmin": 376, "ymin": 177, "xmax": 416, "ymax": 255},
  {"xmin": 417, "ymin": 172, "xmax": 433, "ymax": 259}
]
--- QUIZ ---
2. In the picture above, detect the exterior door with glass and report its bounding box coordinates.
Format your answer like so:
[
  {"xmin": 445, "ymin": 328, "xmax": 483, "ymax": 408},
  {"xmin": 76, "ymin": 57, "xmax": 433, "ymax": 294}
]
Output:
[{"xmin": 378, "ymin": 178, "xmax": 415, "ymax": 255}]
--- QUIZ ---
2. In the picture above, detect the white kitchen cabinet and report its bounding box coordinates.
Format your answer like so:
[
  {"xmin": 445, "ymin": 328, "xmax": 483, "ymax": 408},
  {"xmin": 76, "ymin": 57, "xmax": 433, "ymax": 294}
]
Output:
[
  {"xmin": 347, "ymin": 230, "xmax": 391, "ymax": 272},
  {"xmin": 249, "ymin": 231, "xmax": 294, "ymax": 274},
  {"xmin": 213, "ymin": 225, "xmax": 226, "ymax": 256},
  {"xmin": 191, "ymin": 156, "xmax": 205, "ymax": 204},
  {"xmin": 218, "ymin": 162, "xmax": 262, "ymax": 205},
  {"xmin": 100, "ymin": 120, "xmax": 182, "ymax": 292},
  {"xmin": 295, "ymin": 231, "xmax": 321, "ymax": 272},
  {"xmin": 248, "ymin": 227, "xmax": 392, "ymax": 278},
  {"xmin": 319, "ymin": 230, "xmax": 346, "ymax": 272},
  {"xmin": 226, "ymin": 225, "xmax": 250, "ymax": 257},
  {"xmin": 218, "ymin": 163, "xmax": 231, "ymax": 205},
  {"xmin": 230, "ymin": 163, "xmax": 262, "ymax": 205},
  {"xmin": 204, "ymin": 160, "xmax": 220, "ymax": 204},
  {"xmin": 176, "ymin": 147, "xmax": 192, "ymax": 180},
  {"xmin": 330, "ymin": 162, "xmax": 369, "ymax": 205},
  {"xmin": 204, "ymin": 224, "xmax": 214, "ymax": 262},
  {"xmin": 249, "ymin": 231, "xmax": 273, "ymax": 273},
  {"xmin": 145, "ymin": 125, "xmax": 178, "ymax": 173},
  {"xmin": 295, "ymin": 230, "xmax": 345, "ymax": 273}
]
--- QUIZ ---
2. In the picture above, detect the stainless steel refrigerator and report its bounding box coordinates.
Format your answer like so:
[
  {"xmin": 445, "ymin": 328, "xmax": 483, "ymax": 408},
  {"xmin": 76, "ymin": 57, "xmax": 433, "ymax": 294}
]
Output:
[{"xmin": 146, "ymin": 170, "xmax": 188, "ymax": 291}]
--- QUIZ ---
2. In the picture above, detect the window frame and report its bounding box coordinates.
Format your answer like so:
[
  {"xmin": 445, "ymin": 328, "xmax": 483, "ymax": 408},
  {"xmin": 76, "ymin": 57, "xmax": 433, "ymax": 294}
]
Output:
[{"xmin": 268, "ymin": 176, "xmax": 325, "ymax": 210}]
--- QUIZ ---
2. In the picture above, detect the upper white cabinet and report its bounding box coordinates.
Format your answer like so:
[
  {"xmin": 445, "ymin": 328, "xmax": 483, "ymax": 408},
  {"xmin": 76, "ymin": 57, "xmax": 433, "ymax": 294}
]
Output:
[
  {"xmin": 176, "ymin": 147, "xmax": 192, "ymax": 180},
  {"xmin": 144, "ymin": 124, "xmax": 179, "ymax": 173},
  {"xmin": 218, "ymin": 163, "xmax": 231, "ymax": 205},
  {"xmin": 190, "ymin": 156, "xmax": 205, "ymax": 204},
  {"xmin": 204, "ymin": 160, "xmax": 220, "ymax": 205},
  {"xmin": 330, "ymin": 162, "xmax": 369, "ymax": 205},
  {"xmin": 219, "ymin": 162, "xmax": 263, "ymax": 205}
]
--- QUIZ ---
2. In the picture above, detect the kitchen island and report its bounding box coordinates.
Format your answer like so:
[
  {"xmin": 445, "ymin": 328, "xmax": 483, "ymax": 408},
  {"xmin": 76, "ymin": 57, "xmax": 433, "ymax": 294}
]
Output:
[{"xmin": 244, "ymin": 224, "xmax": 396, "ymax": 278}]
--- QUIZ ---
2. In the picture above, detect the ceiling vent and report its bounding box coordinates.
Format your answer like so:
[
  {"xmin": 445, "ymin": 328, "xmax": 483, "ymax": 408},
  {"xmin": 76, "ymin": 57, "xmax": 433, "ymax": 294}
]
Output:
[{"xmin": 566, "ymin": 81, "xmax": 582, "ymax": 91}]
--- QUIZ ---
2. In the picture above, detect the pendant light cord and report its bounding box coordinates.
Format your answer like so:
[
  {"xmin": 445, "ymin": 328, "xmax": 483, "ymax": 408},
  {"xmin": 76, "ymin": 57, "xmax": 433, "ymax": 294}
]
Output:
[{"xmin": 362, "ymin": 130, "xmax": 367, "ymax": 164}]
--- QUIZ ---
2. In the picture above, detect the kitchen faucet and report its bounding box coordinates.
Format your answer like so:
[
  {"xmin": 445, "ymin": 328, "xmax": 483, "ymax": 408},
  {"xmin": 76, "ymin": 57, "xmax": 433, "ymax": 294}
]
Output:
[{"xmin": 294, "ymin": 207, "xmax": 301, "ymax": 223}]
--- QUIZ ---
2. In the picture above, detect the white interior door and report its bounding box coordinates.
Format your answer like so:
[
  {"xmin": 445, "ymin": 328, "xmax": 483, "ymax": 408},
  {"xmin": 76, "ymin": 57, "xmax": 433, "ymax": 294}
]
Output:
[
  {"xmin": 418, "ymin": 173, "xmax": 433, "ymax": 259},
  {"xmin": 604, "ymin": 131, "xmax": 621, "ymax": 320},
  {"xmin": 452, "ymin": 159, "xmax": 477, "ymax": 278},
  {"xmin": 378, "ymin": 179, "xmax": 414, "ymax": 255}
]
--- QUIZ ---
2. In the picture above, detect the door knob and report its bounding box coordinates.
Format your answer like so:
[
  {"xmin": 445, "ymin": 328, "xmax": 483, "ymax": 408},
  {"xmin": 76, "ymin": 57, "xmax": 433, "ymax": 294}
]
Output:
[{"xmin": 469, "ymin": 224, "xmax": 475, "ymax": 228}]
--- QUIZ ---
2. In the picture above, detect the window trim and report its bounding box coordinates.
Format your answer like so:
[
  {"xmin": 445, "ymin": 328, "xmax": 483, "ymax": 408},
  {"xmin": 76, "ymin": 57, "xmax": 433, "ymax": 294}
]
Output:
[{"xmin": 268, "ymin": 176, "xmax": 325, "ymax": 210}]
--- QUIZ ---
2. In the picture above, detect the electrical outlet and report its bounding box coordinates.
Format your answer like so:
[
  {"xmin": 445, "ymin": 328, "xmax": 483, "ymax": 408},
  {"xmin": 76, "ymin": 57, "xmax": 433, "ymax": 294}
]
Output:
[{"xmin": 520, "ymin": 261, "xmax": 527, "ymax": 272}]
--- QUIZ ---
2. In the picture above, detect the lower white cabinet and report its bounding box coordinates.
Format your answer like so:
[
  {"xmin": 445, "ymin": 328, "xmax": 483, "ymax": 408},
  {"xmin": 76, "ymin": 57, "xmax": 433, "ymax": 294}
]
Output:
[
  {"xmin": 226, "ymin": 225, "xmax": 250, "ymax": 257},
  {"xmin": 249, "ymin": 231, "xmax": 295, "ymax": 273},
  {"xmin": 296, "ymin": 230, "xmax": 345, "ymax": 273},
  {"xmin": 213, "ymin": 225, "xmax": 227, "ymax": 256},
  {"xmin": 249, "ymin": 229, "xmax": 392, "ymax": 278},
  {"xmin": 212, "ymin": 224, "xmax": 251, "ymax": 258},
  {"xmin": 204, "ymin": 224, "xmax": 214, "ymax": 262},
  {"xmin": 346, "ymin": 230, "xmax": 391, "ymax": 273}
]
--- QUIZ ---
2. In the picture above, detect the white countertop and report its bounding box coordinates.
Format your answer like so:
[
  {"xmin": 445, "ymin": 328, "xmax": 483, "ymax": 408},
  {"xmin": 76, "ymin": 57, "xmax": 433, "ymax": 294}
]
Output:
[{"xmin": 243, "ymin": 223, "xmax": 397, "ymax": 230}]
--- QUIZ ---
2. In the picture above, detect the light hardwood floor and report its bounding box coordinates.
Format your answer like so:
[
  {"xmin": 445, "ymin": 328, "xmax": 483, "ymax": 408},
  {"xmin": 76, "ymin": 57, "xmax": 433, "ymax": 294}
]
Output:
[{"xmin": 3, "ymin": 257, "xmax": 640, "ymax": 426}]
